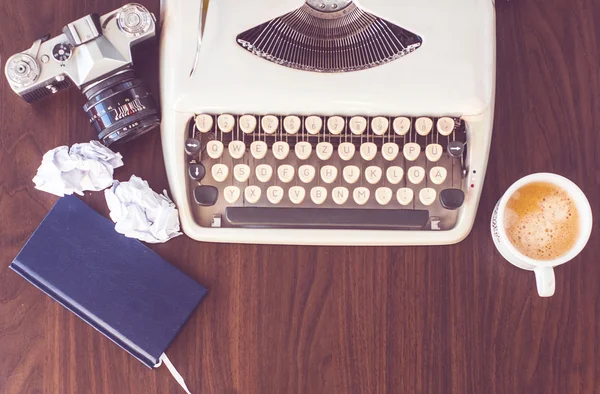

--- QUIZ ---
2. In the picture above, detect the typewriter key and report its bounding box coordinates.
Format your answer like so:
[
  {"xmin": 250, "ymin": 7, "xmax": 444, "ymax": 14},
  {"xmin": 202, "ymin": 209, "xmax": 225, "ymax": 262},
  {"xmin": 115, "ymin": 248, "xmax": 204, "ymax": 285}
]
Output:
[
  {"xmin": 188, "ymin": 164, "xmax": 205, "ymax": 181},
  {"xmin": 194, "ymin": 185, "xmax": 219, "ymax": 207}
]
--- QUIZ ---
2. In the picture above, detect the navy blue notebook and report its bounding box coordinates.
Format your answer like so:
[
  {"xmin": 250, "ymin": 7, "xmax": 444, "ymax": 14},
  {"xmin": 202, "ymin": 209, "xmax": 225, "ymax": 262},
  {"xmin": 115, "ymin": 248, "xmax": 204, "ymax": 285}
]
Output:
[{"xmin": 10, "ymin": 195, "xmax": 207, "ymax": 368}]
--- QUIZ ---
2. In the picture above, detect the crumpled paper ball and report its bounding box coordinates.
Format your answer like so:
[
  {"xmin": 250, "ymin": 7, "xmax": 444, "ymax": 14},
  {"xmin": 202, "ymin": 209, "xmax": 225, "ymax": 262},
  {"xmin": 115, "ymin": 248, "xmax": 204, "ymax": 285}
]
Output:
[
  {"xmin": 104, "ymin": 175, "xmax": 182, "ymax": 244},
  {"xmin": 32, "ymin": 141, "xmax": 124, "ymax": 197}
]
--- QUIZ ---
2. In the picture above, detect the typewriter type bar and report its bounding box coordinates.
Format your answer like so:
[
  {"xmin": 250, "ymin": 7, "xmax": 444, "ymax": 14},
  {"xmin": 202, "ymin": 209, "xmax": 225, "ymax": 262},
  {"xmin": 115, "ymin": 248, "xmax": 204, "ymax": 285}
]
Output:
[{"xmin": 236, "ymin": 0, "xmax": 422, "ymax": 73}]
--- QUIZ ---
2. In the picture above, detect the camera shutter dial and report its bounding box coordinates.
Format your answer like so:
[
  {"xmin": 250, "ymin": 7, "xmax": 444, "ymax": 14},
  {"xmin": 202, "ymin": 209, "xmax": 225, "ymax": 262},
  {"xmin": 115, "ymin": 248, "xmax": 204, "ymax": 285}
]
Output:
[
  {"xmin": 117, "ymin": 4, "xmax": 153, "ymax": 36},
  {"xmin": 52, "ymin": 43, "xmax": 73, "ymax": 62},
  {"xmin": 5, "ymin": 54, "xmax": 40, "ymax": 87}
]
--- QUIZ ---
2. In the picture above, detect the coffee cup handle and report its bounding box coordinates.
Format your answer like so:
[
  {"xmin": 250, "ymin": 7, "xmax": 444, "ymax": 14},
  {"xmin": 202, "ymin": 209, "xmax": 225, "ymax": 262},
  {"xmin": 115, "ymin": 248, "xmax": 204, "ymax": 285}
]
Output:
[{"xmin": 534, "ymin": 267, "xmax": 555, "ymax": 297}]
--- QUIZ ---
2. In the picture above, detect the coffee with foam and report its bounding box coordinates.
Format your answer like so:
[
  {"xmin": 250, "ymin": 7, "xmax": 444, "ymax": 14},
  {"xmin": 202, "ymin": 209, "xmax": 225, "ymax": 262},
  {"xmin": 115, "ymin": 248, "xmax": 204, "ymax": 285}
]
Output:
[{"xmin": 503, "ymin": 182, "xmax": 579, "ymax": 260}]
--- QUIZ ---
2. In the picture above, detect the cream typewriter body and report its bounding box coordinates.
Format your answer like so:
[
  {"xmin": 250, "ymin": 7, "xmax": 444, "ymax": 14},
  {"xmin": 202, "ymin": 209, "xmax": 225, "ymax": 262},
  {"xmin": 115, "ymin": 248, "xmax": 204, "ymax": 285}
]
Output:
[{"xmin": 160, "ymin": 0, "xmax": 496, "ymax": 245}]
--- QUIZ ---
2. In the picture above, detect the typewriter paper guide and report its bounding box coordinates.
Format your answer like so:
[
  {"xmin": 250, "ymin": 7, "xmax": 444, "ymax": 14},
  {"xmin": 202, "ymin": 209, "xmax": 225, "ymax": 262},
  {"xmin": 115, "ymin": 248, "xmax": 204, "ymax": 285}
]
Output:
[{"xmin": 174, "ymin": 0, "xmax": 495, "ymax": 116}]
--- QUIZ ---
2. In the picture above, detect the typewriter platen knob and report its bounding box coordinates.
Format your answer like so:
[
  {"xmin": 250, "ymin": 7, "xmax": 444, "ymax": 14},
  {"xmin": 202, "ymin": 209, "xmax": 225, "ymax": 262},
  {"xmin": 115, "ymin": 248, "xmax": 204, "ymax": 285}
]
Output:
[{"xmin": 117, "ymin": 4, "xmax": 154, "ymax": 36}]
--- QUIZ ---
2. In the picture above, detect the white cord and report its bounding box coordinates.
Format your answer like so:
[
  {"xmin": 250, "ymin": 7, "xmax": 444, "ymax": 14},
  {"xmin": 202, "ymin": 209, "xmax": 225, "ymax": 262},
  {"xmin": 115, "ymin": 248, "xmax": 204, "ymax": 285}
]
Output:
[{"xmin": 158, "ymin": 353, "xmax": 193, "ymax": 394}]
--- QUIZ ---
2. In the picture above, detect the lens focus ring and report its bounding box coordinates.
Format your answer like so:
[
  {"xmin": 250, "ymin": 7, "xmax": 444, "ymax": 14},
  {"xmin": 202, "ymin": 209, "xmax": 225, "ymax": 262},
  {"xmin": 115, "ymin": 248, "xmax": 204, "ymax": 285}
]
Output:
[
  {"xmin": 5, "ymin": 54, "xmax": 40, "ymax": 87},
  {"xmin": 117, "ymin": 4, "xmax": 153, "ymax": 36},
  {"xmin": 83, "ymin": 70, "xmax": 160, "ymax": 146}
]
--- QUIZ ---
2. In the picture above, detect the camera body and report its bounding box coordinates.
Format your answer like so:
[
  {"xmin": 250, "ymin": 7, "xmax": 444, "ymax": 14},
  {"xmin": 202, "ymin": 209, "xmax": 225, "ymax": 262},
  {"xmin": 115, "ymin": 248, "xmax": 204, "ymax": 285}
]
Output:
[{"xmin": 5, "ymin": 3, "xmax": 160, "ymax": 146}]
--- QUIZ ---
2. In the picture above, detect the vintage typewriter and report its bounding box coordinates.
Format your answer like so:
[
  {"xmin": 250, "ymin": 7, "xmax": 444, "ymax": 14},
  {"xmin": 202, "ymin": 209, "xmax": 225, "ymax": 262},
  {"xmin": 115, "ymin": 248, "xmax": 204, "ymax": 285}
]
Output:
[{"xmin": 160, "ymin": 0, "xmax": 496, "ymax": 245}]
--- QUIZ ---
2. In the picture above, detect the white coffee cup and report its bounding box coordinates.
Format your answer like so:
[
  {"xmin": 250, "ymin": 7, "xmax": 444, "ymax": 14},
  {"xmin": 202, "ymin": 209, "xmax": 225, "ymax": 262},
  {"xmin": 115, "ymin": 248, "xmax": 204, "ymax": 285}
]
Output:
[{"xmin": 490, "ymin": 173, "xmax": 593, "ymax": 297}]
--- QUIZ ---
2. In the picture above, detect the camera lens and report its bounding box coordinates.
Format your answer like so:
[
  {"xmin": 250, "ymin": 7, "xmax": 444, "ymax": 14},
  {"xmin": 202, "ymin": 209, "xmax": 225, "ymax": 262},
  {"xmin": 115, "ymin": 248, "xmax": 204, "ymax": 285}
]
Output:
[{"xmin": 83, "ymin": 69, "xmax": 160, "ymax": 146}]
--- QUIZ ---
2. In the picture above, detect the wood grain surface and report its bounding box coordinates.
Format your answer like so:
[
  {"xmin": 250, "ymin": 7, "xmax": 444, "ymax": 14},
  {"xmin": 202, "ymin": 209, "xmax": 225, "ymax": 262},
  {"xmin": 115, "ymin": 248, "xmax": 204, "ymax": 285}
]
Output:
[{"xmin": 1, "ymin": 0, "xmax": 599, "ymax": 393}]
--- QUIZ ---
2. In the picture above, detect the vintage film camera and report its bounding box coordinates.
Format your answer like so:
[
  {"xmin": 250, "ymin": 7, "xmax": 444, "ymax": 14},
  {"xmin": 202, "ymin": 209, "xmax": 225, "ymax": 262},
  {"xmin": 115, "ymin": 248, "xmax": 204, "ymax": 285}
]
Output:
[{"xmin": 4, "ymin": 3, "xmax": 160, "ymax": 146}]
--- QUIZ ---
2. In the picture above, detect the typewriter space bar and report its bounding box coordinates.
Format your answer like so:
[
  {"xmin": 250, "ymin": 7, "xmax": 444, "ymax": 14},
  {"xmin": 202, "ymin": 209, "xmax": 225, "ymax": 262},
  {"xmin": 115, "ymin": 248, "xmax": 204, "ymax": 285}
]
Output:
[{"xmin": 225, "ymin": 207, "xmax": 429, "ymax": 229}]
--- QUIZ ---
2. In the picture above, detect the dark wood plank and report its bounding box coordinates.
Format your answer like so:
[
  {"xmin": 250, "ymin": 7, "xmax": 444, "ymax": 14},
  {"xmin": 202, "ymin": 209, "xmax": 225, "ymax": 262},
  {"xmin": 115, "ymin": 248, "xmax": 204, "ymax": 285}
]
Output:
[{"xmin": 0, "ymin": 0, "xmax": 599, "ymax": 393}]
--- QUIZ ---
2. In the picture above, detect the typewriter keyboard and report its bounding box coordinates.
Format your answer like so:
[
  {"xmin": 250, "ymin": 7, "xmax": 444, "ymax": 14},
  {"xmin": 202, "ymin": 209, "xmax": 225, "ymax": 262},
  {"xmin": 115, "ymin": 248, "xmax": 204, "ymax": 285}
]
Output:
[{"xmin": 185, "ymin": 114, "xmax": 468, "ymax": 230}]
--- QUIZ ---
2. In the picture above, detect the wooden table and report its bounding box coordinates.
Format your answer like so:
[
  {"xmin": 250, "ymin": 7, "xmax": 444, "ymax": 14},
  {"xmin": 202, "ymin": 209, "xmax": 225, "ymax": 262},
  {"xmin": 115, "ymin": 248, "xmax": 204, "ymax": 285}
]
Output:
[{"xmin": 1, "ymin": 1, "xmax": 598, "ymax": 393}]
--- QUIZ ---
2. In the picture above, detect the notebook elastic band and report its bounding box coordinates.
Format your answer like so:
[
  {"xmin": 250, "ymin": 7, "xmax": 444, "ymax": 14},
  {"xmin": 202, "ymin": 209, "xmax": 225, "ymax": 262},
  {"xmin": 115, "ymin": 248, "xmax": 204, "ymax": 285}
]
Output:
[{"xmin": 156, "ymin": 353, "xmax": 193, "ymax": 394}]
